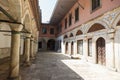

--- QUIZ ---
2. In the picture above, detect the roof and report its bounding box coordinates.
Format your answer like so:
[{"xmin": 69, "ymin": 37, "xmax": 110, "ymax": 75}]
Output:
[{"xmin": 50, "ymin": 0, "xmax": 77, "ymax": 25}]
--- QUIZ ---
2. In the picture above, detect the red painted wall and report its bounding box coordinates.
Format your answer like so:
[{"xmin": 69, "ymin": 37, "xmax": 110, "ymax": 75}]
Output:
[
  {"xmin": 39, "ymin": 24, "xmax": 56, "ymax": 38},
  {"xmin": 59, "ymin": 0, "xmax": 120, "ymax": 35}
]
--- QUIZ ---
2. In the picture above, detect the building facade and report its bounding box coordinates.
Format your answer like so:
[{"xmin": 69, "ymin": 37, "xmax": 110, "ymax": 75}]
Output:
[
  {"xmin": 39, "ymin": 0, "xmax": 120, "ymax": 72},
  {"xmin": 0, "ymin": 0, "xmax": 41, "ymax": 79},
  {"xmin": 39, "ymin": 24, "xmax": 56, "ymax": 51}
]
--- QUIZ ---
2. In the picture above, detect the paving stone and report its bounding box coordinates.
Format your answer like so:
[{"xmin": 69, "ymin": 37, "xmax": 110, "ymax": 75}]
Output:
[{"xmin": 1, "ymin": 51, "xmax": 120, "ymax": 80}]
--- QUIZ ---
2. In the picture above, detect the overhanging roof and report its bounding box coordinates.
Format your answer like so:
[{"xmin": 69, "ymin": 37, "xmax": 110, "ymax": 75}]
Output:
[{"xmin": 50, "ymin": 0, "xmax": 77, "ymax": 25}]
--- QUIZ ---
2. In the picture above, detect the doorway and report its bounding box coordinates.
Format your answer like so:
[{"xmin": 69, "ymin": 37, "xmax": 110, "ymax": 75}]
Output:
[
  {"xmin": 65, "ymin": 42, "xmax": 68, "ymax": 54},
  {"xmin": 47, "ymin": 39, "xmax": 55, "ymax": 50},
  {"xmin": 71, "ymin": 42, "xmax": 74, "ymax": 55},
  {"xmin": 96, "ymin": 37, "xmax": 106, "ymax": 65}
]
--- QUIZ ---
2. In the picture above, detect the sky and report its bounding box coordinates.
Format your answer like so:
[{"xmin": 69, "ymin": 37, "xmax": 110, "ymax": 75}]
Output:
[{"xmin": 39, "ymin": 0, "xmax": 58, "ymax": 23}]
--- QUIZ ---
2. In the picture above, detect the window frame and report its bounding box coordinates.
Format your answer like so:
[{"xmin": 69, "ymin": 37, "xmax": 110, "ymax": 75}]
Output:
[
  {"xmin": 42, "ymin": 27, "xmax": 47, "ymax": 34},
  {"xmin": 65, "ymin": 18, "xmax": 67, "ymax": 29},
  {"xmin": 50, "ymin": 28, "xmax": 54, "ymax": 35},
  {"xmin": 69, "ymin": 13, "xmax": 72, "ymax": 26},
  {"xmin": 77, "ymin": 40, "xmax": 83, "ymax": 55},
  {"xmin": 75, "ymin": 7, "xmax": 79, "ymax": 22},
  {"xmin": 88, "ymin": 38, "xmax": 92, "ymax": 57},
  {"xmin": 91, "ymin": 0, "xmax": 101, "ymax": 13}
]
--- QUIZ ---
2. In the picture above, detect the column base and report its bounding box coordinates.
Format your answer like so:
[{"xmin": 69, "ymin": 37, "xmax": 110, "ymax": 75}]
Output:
[
  {"xmin": 71, "ymin": 55, "xmax": 80, "ymax": 59},
  {"xmin": 30, "ymin": 56, "xmax": 35, "ymax": 60},
  {"xmin": 8, "ymin": 76, "xmax": 21, "ymax": 80},
  {"xmin": 22, "ymin": 61, "xmax": 31, "ymax": 67},
  {"xmin": 108, "ymin": 67, "xmax": 117, "ymax": 72}
]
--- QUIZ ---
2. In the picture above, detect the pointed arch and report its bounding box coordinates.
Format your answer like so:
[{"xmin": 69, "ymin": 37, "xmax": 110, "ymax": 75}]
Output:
[
  {"xmin": 112, "ymin": 13, "xmax": 120, "ymax": 28},
  {"xmin": 76, "ymin": 30, "xmax": 83, "ymax": 36},
  {"xmin": 23, "ymin": 14, "xmax": 31, "ymax": 32},
  {"xmin": 88, "ymin": 23, "xmax": 105, "ymax": 33},
  {"xmin": 117, "ymin": 20, "xmax": 120, "ymax": 26},
  {"xmin": 64, "ymin": 35, "xmax": 68, "ymax": 39},
  {"xmin": 69, "ymin": 33, "xmax": 74, "ymax": 37}
]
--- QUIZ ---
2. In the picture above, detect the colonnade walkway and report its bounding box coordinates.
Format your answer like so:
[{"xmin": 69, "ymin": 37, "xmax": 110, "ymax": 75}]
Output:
[{"xmin": 1, "ymin": 51, "xmax": 120, "ymax": 80}]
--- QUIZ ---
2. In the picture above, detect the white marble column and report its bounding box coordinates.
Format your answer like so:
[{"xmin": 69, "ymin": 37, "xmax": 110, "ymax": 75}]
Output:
[
  {"xmin": 62, "ymin": 41, "xmax": 65, "ymax": 54},
  {"xmin": 24, "ymin": 33, "xmax": 31, "ymax": 66},
  {"xmin": 107, "ymin": 29, "xmax": 116, "ymax": 71},
  {"xmin": 83, "ymin": 36, "xmax": 88, "ymax": 61},
  {"xmin": 8, "ymin": 24, "xmax": 23, "ymax": 80},
  {"xmin": 73, "ymin": 40, "xmax": 77, "ymax": 55},
  {"xmin": 68, "ymin": 42, "xmax": 71, "ymax": 55}
]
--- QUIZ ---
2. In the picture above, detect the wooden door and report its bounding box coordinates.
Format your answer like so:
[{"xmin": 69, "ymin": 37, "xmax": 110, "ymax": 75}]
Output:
[{"xmin": 96, "ymin": 37, "xmax": 106, "ymax": 65}]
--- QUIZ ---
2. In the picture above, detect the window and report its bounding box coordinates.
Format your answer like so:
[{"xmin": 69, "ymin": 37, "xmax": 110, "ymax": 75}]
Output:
[
  {"xmin": 50, "ymin": 28, "xmax": 54, "ymax": 34},
  {"xmin": 57, "ymin": 24, "xmax": 62, "ymax": 34},
  {"xmin": 59, "ymin": 24, "xmax": 62, "ymax": 33},
  {"xmin": 75, "ymin": 7, "xmax": 79, "ymax": 22},
  {"xmin": 92, "ymin": 0, "xmax": 100, "ymax": 11},
  {"xmin": 88, "ymin": 38, "xmax": 92, "ymax": 56},
  {"xmin": 69, "ymin": 13, "xmax": 72, "ymax": 26},
  {"xmin": 65, "ymin": 18, "xmax": 67, "ymax": 29},
  {"xmin": 42, "ymin": 27, "xmax": 47, "ymax": 34},
  {"xmin": 77, "ymin": 40, "xmax": 83, "ymax": 55}
]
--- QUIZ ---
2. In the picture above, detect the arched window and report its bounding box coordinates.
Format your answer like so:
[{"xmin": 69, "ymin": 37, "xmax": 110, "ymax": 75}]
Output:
[
  {"xmin": 64, "ymin": 35, "xmax": 68, "ymax": 39},
  {"xmin": 117, "ymin": 20, "xmax": 120, "ymax": 26},
  {"xmin": 69, "ymin": 33, "xmax": 73, "ymax": 37},
  {"xmin": 88, "ymin": 23, "xmax": 105, "ymax": 33},
  {"xmin": 76, "ymin": 30, "xmax": 83, "ymax": 36}
]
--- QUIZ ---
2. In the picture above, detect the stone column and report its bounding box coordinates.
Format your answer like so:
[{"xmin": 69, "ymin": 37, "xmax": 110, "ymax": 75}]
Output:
[
  {"xmin": 83, "ymin": 36, "xmax": 88, "ymax": 61},
  {"xmin": 73, "ymin": 40, "xmax": 77, "ymax": 55},
  {"xmin": 24, "ymin": 33, "xmax": 31, "ymax": 66},
  {"xmin": 8, "ymin": 24, "xmax": 23, "ymax": 80},
  {"xmin": 30, "ymin": 37, "xmax": 35, "ymax": 59},
  {"xmin": 107, "ymin": 29, "xmax": 116, "ymax": 71},
  {"xmin": 68, "ymin": 42, "xmax": 71, "ymax": 55},
  {"xmin": 62, "ymin": 41, "xmax": 65, "ymax": 54}
]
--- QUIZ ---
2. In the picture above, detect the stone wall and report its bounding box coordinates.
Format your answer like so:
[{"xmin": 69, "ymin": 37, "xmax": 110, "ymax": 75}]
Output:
[{"xmin": 0, "ymin": 48, "xmax": 11, "ymax": 59}]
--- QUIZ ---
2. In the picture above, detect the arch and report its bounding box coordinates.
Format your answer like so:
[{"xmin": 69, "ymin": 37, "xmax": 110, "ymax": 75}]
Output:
[
  {"xmin": 47, "ymin": 39, "xmax": 55, "ymax": 50},
  {"xmin": 96, "ymin": 37, "xmax": 106, "ymax": 65},
  {"xmin": 39, "ymin": 38, "xmax": 46, "ymax": 49},
  {"xmin": 76, "ymin": 30, "xmax": 83, "ymax": 36},
  {"xmin": 85, "ymin": 21, "xmax": 109, "ymax": 33},
  {"xmin": 88, "ymin": 23, "xmax": 105, "ymax": 33},
  {"xmin": 112, "ymin": 13, "xmax": 120, "ymax": 28},
  {"xmin": 64, "ymin": 35, "xmax": 68, "ymax": 39},
  {"xmin": 117, "ymin": 20, "xmax": 120, "ymax": 26},
  {"xmin": 9, "ymin": 0, "xmax": 22, "ymax": 21},
  {"xmin": 69, "ymin": 33, "xmax": 74, "ymax": 37},
  {"xmin": 23, "ymin": 14, "xmax": 32, "ymax": 32}
]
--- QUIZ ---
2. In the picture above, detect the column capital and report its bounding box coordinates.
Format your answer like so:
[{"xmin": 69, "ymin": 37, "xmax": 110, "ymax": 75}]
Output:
[
  {"xmin": 25, "ymin": 33, "xmax": 32, "ymax": 38},
  {"xmin": 107, "ymin": 29, "xmax": 115, "ymax": 39},
  {"xmin": 10, "ymin": 24, "xmax": 23, "ymax": 32},
  {"xmin": 31, "ymin": 37, "xmax": 34, "ymax": 41}
]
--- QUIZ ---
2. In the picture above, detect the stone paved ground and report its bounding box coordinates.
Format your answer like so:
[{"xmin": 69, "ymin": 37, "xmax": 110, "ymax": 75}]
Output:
[
  {"xmin": 0, "ymin": 51, "xmax": 120, "ymax": 80},
  {"xmin": 21, "ymin": 51, "xmax": 120, "ymax": 80}
]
